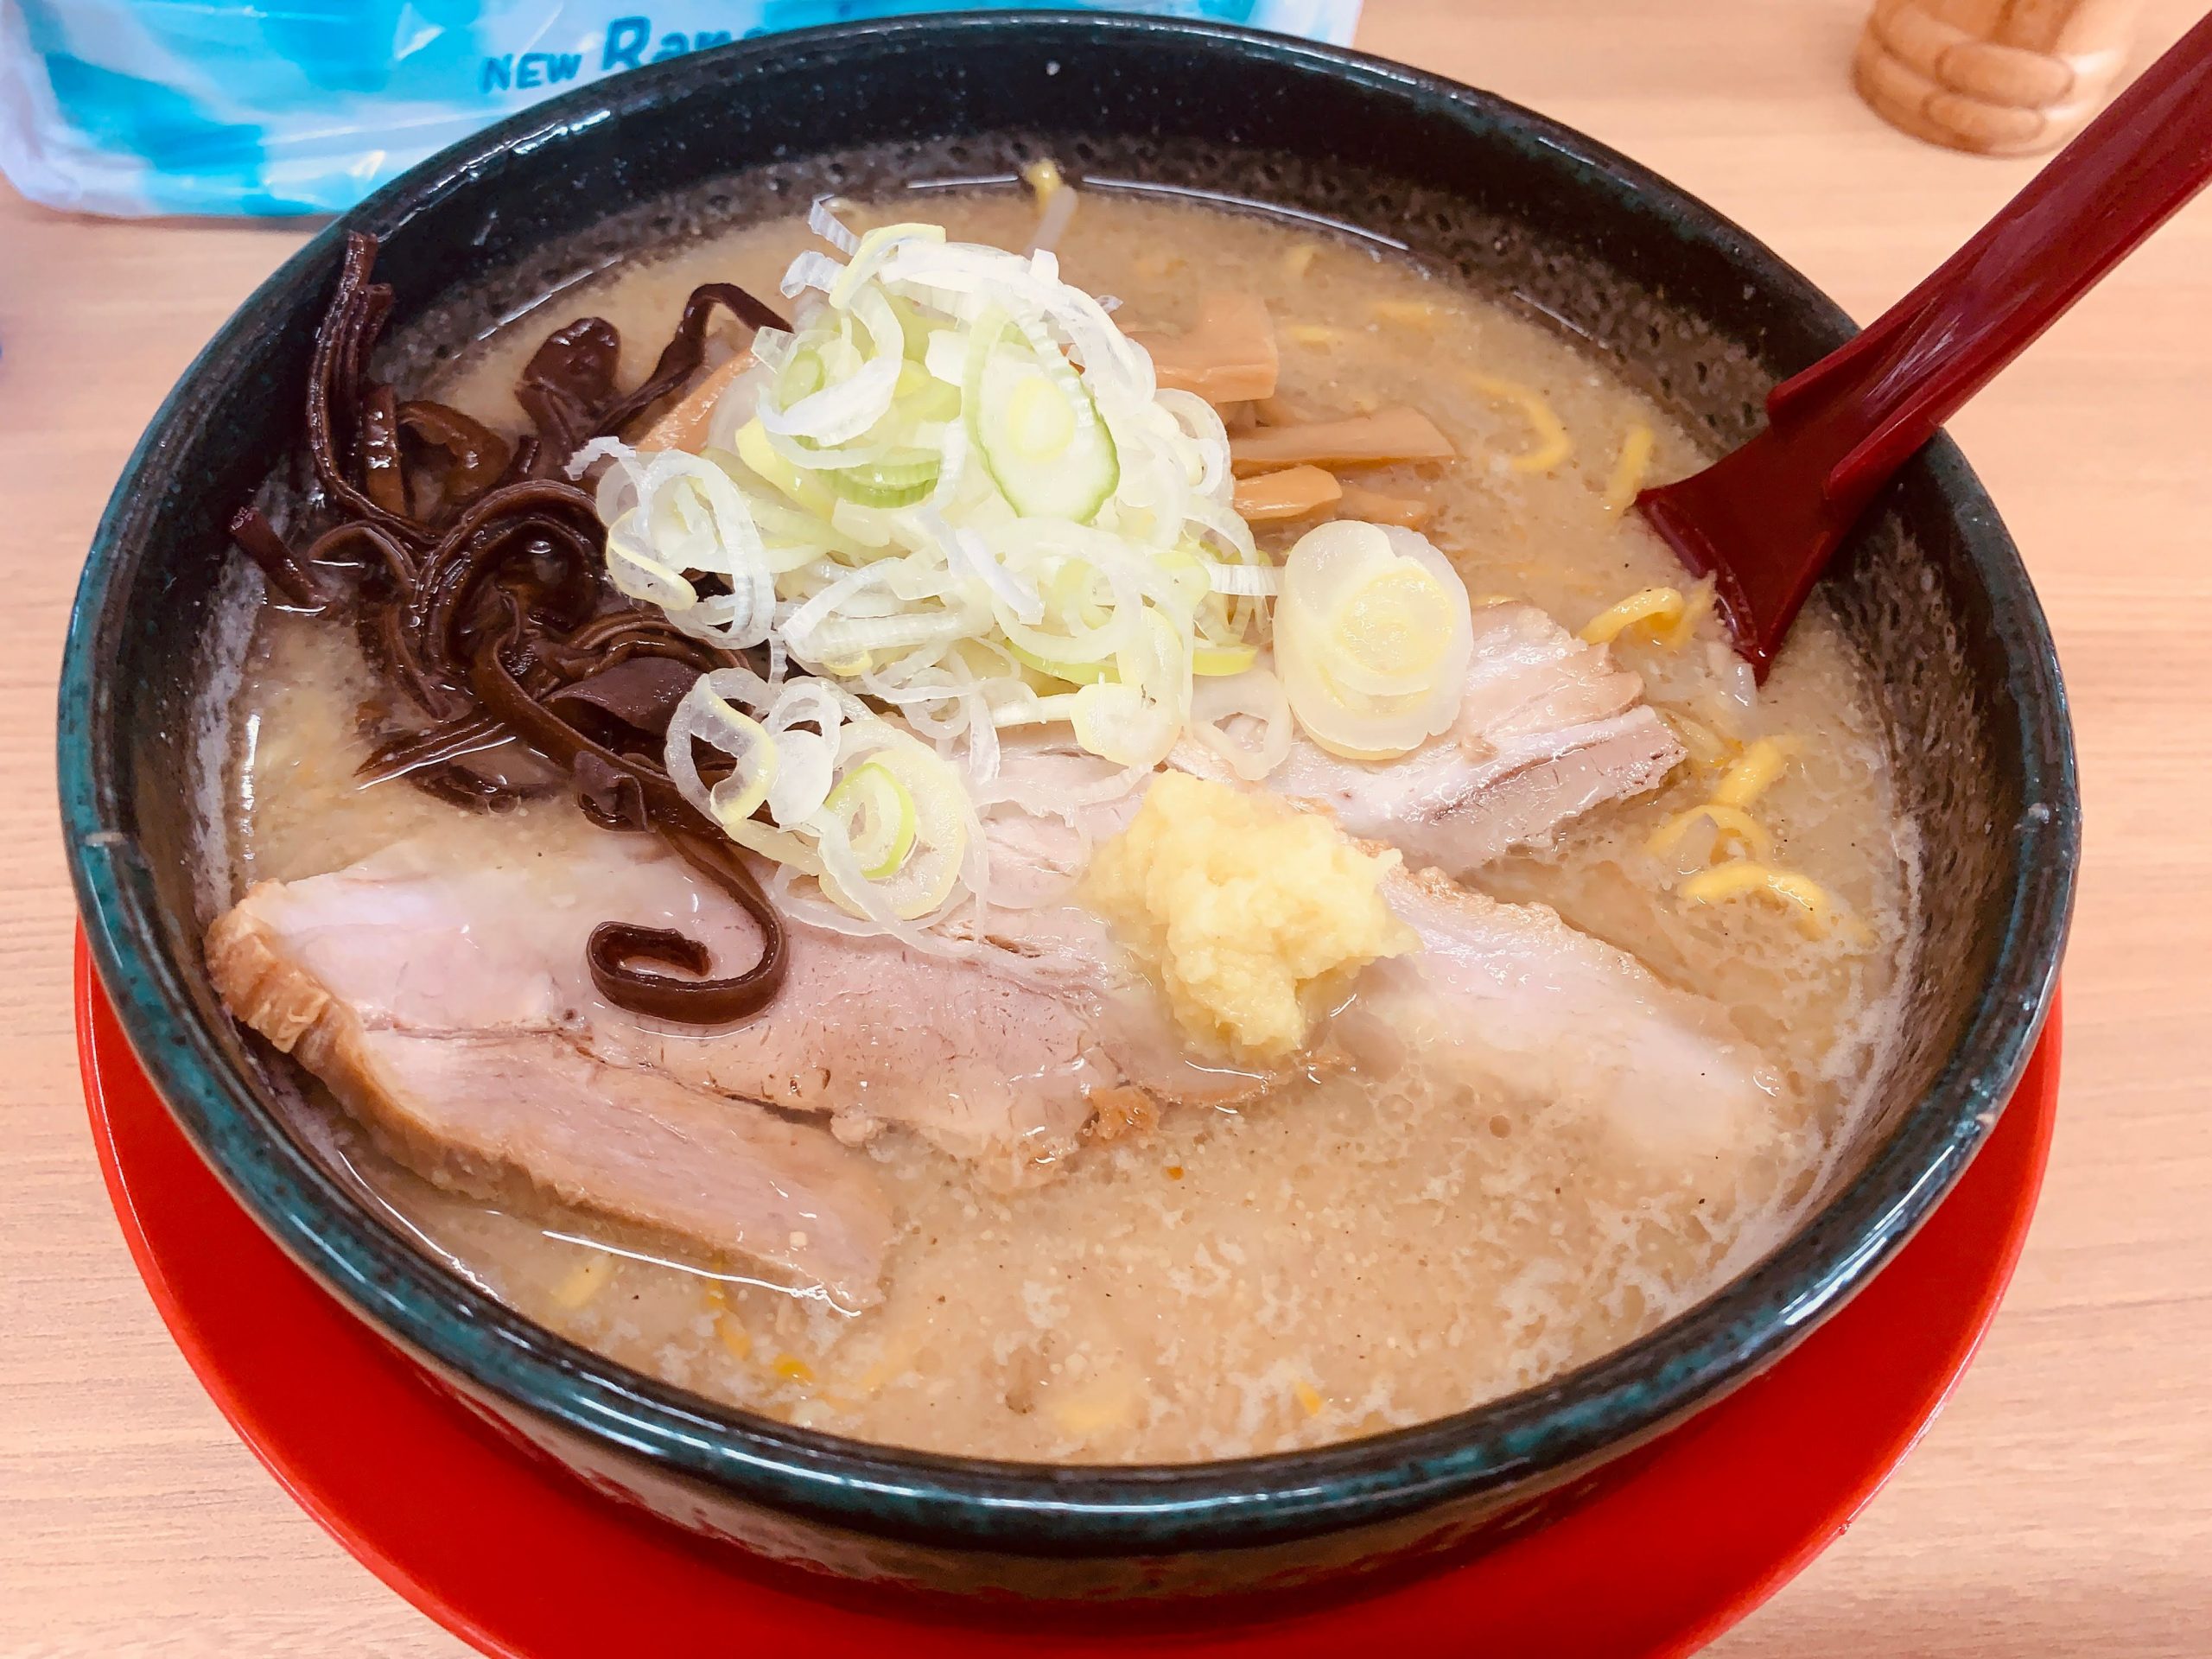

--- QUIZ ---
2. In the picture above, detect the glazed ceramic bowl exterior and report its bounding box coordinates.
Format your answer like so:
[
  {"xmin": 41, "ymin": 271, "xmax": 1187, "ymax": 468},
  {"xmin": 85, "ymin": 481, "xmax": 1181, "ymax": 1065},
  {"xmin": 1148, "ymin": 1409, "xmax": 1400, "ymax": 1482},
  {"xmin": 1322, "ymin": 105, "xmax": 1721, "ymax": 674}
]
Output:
[{"xmin": 60, "ymin": 12, "xmax": 2076, "ymax": 1605}]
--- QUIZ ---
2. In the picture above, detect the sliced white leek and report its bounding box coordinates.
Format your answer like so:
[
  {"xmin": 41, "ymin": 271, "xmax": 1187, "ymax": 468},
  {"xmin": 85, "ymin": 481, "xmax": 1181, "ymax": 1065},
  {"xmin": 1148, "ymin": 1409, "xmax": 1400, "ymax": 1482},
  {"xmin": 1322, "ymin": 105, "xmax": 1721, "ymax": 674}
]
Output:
[
  {"xmin": 969, "ymin": 327, "xmax": 1118, "ymax": 522},
  {"xmin": 1274, "ymin": 521, "xmax": 1473, "ymax": 760},
  {"xmin": 1189, "ymin": 666, "xmax": 1294, "ymax": 782},
  {"xmin": 664, "ymin": 670, "xmax": 971, "ymax": 931},
  {"xmin": 817, "ymin": 731, "xmax": 968, "ymax": 920},
  {"xmin": 665, "ymin": 671, "xmax": 779, "ymax": 833},
  {"xmin": 1071, "ymin": 680, "xmax": 1182, "ymax": 770},
  {"xmin": 824, "ymin": 760, "xmax": 918, "ymax": 878}
]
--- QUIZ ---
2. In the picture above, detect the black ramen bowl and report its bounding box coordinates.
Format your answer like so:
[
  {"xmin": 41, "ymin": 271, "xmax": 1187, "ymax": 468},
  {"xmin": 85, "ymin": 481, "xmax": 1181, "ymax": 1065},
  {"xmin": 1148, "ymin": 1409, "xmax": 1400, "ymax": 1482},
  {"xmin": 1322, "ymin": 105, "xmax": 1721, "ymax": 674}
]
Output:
[{"xmin": 60, "ymin": 10, "xmax": 2076, "ymax": 1609}]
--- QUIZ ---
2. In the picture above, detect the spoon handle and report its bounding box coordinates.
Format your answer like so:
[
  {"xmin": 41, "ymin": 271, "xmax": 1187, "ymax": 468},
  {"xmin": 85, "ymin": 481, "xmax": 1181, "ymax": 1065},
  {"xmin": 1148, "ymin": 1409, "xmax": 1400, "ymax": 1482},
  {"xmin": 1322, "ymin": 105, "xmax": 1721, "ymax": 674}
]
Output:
[{"xmin": 1773, "ymin": 8, "xmax": 2212, "ymax": 512}]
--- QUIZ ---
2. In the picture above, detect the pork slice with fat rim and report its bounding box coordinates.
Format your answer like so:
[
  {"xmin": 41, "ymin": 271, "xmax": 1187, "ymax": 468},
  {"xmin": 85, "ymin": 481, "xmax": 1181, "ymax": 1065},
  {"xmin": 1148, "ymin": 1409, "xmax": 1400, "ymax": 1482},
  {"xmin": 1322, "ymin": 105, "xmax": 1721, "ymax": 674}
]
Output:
[
  {"xmin": 1363, "ymin": 860, "xmax": 1783, "ymax": 1166},
  {"xmin": 1174, "ymin": 601, "xmax": 1683, "ymax": 875},
  {"xmin": 207, "ymin": 881, "xmax": 893, "ymax": 1308},
  {"xmin": 208, "ymin": 795, "xmax": 1294, "ymax": 1174},
  {"xmin": 206, "ymin": 821, "xmax": 1141, "ymax": 1172}
]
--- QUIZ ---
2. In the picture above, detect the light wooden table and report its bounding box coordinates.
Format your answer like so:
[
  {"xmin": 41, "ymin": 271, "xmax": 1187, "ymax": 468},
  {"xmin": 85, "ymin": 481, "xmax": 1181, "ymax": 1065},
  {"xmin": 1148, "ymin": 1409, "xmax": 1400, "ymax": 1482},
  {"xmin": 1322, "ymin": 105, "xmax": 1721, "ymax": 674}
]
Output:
[{"xmin": 3, "ymin": 3, "xmax": 2208, "ymax": 1653}]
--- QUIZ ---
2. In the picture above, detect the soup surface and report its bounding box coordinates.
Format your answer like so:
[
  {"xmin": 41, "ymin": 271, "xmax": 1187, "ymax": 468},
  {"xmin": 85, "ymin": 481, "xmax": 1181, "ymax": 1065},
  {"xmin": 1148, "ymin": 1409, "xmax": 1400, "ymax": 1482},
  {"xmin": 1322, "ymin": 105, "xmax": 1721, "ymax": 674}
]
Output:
[{"xmin": 218, "ymin": 185, "xmax": 1914, "ymax": 1462}]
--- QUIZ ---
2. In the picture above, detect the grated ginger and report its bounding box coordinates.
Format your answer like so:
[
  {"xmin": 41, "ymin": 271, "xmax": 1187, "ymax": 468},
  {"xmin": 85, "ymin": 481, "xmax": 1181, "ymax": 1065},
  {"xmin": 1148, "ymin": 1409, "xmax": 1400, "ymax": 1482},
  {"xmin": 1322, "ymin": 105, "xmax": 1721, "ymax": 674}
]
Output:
[{"xmin": 1084, "ymin": 772, "xmax": 1417, "ymax": 1058}]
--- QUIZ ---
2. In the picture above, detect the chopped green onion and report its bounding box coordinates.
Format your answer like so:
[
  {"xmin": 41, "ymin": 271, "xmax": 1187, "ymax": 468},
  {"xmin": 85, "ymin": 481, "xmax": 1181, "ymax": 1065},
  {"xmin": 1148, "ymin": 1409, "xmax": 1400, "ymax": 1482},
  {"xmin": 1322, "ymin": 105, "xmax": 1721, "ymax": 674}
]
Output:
[
  {"xmin": 779, "ymin": 346, "xmax": 825, "ymax": 404},
  {"xmin": 602, "ymin": 216, "xmax": 1314, "ymax": 951},
  {"xmin": 827, "ymin": 452, "xmax": 942, "ymax": 509},
  {"xmin": 825, "ymin": 760, "xmax": 918, "ymax": 878}
]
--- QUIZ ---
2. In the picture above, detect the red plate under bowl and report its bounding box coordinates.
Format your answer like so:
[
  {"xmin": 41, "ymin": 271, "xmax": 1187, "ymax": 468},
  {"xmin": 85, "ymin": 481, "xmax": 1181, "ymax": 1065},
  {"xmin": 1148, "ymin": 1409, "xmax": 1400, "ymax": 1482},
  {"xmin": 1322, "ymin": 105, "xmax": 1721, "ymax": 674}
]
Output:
[{"xmin": 77, "ymin": 936, "xmax": 2059, "ymax": 1657}]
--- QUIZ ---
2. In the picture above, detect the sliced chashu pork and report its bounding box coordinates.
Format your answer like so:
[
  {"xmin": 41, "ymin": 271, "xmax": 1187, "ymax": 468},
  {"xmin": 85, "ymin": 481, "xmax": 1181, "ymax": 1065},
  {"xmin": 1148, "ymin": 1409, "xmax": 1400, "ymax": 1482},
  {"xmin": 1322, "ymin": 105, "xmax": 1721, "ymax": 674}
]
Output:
[
  {"xmin": 1363, "ymin": 862, "xmax": 1779, "ymax": 1161},
  {"xmin": 209, "ymin": 825, "xmax": 1141, "ymax": 1172},
  {"xmin": 208, "ymin": 884, "xmax": 893, "ymax": 1308},
  {"xmin": 1175, "ymin": 601, "xmax": 1683, "ymax": 876}
]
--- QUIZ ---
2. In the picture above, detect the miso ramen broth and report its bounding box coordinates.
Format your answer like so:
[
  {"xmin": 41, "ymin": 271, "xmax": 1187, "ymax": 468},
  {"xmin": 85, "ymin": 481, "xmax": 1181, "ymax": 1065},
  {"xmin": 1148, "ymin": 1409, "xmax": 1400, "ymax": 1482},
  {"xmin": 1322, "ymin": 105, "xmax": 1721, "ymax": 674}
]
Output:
[{"xmin": 214, "ymin": 185, "xmax": 1913, "ymax": 1463}]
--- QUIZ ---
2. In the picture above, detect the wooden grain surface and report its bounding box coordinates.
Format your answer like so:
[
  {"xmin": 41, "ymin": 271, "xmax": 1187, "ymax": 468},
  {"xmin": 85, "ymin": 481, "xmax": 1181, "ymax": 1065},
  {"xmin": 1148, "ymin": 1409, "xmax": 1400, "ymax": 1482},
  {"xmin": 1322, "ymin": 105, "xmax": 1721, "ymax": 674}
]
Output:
[{"xmin": 3, "ymin": 2, "xmax": 2209, "ymax": 1652}]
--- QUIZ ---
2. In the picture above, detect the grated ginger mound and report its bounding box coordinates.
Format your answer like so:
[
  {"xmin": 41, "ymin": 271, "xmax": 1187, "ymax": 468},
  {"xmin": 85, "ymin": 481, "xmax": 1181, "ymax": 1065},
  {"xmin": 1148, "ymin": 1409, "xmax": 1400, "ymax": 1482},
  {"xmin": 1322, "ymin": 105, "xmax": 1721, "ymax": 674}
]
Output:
[{"xmin": 1084, "ymin": 772, "xmax": 1419, "ymax": 1058}]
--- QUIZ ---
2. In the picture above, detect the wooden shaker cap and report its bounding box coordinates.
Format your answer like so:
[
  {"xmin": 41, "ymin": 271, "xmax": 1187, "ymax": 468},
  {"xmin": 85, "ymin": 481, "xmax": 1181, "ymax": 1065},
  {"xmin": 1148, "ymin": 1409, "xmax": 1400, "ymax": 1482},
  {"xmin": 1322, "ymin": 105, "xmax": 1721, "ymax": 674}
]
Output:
[{"xmin": 1855, "ymin": 0, "xmax": 2145, "ymax": 156}]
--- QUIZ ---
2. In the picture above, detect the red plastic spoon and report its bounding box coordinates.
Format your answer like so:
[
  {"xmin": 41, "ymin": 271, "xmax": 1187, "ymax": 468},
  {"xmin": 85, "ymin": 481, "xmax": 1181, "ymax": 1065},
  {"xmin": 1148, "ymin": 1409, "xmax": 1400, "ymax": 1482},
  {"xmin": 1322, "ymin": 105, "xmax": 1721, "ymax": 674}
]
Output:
[{"xmin": 1638, "ymin": 10, "xmax": 2212, "ymax": 680}]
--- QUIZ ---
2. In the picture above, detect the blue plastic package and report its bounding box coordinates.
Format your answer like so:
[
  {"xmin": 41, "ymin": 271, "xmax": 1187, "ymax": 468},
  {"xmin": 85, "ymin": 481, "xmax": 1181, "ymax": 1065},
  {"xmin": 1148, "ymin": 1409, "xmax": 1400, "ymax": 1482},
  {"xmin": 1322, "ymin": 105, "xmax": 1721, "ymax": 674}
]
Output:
[{"xmin": 0, "ymin": 2, "xmax": 1361, "ymax": 217}]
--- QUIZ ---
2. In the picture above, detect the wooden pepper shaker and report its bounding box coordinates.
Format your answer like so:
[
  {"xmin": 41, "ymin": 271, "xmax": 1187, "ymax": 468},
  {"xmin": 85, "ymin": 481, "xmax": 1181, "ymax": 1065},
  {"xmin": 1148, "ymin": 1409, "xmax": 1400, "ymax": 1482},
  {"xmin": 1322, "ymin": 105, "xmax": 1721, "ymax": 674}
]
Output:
[{"xmin": 1854, "ymin": 0, "xmax": 2145, "ymax": 155}]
